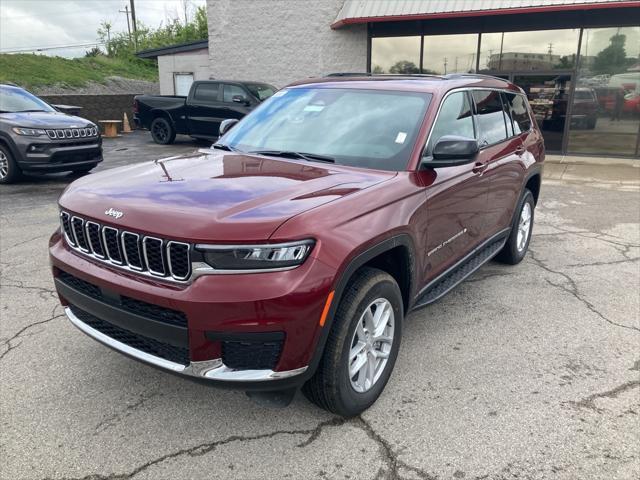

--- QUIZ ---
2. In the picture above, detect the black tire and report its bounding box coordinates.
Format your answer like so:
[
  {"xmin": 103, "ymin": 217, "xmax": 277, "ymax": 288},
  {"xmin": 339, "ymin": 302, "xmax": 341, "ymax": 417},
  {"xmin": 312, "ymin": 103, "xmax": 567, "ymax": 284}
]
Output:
[
  {"xmin": 303, "ymin": 267, "xmax": 403, "ymax": 417},
  {"xmin": 150, "ymin": 117, "xmax": 176, "ymax": 145},
  {"xmin": 495, "ymin": 189, "xmax": 535, "ymax": 265},
  {"xmin": 0, "ymin": 144, "xmax": 21, "ymax": 184}
]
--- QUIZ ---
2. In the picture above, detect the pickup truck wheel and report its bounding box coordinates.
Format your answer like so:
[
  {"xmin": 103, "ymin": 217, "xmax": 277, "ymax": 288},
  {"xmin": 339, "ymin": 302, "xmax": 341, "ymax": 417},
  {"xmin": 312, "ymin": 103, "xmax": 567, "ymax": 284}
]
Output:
[
  {"xmin": 0, "ymin": 145, "xmax": 21, "ymax": 184},
  {"xmin": 496, "ymin": 189, "xmax": 535, "ymax": 265},
  {"xmin": 150, "ymin": 117, "xmax": 176, "ymax": 145},
  {"xmin": 302, "ymin": 267, "xmax": 403, "ymax": 417}
]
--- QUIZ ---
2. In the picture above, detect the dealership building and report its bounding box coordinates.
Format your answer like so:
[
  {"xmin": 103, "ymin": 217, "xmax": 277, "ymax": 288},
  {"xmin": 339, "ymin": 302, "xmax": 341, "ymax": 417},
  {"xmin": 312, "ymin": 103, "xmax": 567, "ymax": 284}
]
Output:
[{"xmin": 201, "ymin": 0, "xmax": 640, "ymax": 157}]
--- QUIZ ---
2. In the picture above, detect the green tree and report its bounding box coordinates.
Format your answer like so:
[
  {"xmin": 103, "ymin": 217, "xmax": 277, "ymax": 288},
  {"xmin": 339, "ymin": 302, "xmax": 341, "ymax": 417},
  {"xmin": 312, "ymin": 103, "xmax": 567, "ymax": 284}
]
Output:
[
  {"xmin": 389, "ymin": 60, "xmax": 420, "ymax": 74},
  {"xmin": 592, "ymin": 33, "xmax": 629, "ymax": 75}
]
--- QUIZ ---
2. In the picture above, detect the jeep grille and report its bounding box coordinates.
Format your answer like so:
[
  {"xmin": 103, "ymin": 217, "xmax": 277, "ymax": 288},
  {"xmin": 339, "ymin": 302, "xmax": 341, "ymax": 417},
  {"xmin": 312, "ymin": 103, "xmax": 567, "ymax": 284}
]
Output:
[{"xmin": 59, "ymin": 211, "xmax": 191, "ymax": 282}]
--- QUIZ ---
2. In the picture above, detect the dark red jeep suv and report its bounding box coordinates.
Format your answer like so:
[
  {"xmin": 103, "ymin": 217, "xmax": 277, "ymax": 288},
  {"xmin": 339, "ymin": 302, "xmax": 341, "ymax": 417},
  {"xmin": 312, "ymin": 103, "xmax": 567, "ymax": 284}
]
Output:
[{"xmin": 50, "ymin": 75, "xmax": 543, "ymax": 416}]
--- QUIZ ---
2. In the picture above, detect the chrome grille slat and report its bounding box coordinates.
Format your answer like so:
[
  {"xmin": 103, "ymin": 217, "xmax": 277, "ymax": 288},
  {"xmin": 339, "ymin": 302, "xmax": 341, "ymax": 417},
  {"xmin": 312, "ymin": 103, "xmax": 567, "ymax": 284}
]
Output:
[
  {"xmin": 49, "ymin": 128, "xmax": 97, "ymax": 140},
  {"xmin": 122, "ymin": 232, "xmax": 143, "ymax": 271},
  {"xmin": 59, "ymin": 211, "xmax": 190, "ymax": 283},
  {"xmin": 71, "ymin": 216, "xmax": 90, "ymax": 252}
]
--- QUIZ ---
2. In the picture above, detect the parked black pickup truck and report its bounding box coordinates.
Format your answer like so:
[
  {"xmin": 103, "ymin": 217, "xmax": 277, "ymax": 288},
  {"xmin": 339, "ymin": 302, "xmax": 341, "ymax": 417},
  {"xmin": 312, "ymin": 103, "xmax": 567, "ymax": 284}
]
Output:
[{"xmin": 133, "ymin": 80, "xmax": 277, "ymax": 144}]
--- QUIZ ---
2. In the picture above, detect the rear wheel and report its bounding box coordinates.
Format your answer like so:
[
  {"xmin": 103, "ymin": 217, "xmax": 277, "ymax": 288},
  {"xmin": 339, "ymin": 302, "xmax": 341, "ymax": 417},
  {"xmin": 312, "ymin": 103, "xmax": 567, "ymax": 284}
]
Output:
[
  {"xmin": 496, "ymin": 189, "xmax": 535, "ymax": 265},
  {"xmin": 150, "ymin": 117, "xmax": 176, "ymax": 145},
  {"xmin": 303, "ymin": 267, "xmax": 403, "ymax": 417},
  {"xmin": 0, "ymin": 145, "xmax": 21, "ymax": 184}
]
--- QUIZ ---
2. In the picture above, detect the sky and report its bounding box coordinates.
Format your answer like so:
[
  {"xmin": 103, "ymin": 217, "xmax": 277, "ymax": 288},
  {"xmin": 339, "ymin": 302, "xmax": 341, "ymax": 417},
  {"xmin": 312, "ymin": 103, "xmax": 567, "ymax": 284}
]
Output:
[{"xmin": 0, "ymin": 0, "xmax": 206, "ymax": 57}]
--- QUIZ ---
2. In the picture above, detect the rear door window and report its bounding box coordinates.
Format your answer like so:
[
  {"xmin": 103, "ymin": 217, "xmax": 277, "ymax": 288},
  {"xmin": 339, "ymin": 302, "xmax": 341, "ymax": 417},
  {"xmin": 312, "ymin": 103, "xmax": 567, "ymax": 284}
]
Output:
[
  {"xmin": 472, "ymin": 90, "xmax": 508, "ymax": 146},
  {"xmin": 502, "ymin": 92, "xmax": 532, "ymax": 135},
  {"xmin": 426, "ymin": 91, "xmax": 475, "ymax": 154},
  {"xmin": 223, "ymin": 84, "xmax": 247, "ymax": 103},
  {"xmin": 193, "ymin": 83, "xmax": 220, "ymax": 102}
]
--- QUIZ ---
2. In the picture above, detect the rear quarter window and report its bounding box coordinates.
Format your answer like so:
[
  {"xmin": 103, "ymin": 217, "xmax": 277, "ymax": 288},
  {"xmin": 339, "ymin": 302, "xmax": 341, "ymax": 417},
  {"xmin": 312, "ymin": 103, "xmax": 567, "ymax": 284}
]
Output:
[
  {"xmin": 502, "ymin": 92, "xmax": 532, "ymax": 135},
  {"xmin": 472, "ymin": 90, "xmax": 509, "ymax": 146}
]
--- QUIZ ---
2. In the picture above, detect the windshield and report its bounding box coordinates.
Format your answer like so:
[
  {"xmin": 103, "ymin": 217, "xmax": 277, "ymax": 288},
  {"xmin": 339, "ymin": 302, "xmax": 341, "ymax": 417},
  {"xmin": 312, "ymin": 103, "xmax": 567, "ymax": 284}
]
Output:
[
  {"xmin": 245, "ymin": 83, "xmax": 277, "ymax": 101},
  {"xmin": 222, "ymin": 87, "xmax": 431, "ymax": 171},
  {"xmin": 0, "ymin": 86, "xmax": 55, "ymax": 113}
]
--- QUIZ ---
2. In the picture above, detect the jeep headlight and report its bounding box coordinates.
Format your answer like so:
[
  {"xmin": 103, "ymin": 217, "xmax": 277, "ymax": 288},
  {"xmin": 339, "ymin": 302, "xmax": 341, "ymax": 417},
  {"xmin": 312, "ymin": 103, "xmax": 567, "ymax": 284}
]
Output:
[
  {"xmin": 12, "ymin": 127, "xmax": 47, "ymax": 136},
  {"xmin": 196, "ymin": 240, "xmax": 315, "ymax": 271}
]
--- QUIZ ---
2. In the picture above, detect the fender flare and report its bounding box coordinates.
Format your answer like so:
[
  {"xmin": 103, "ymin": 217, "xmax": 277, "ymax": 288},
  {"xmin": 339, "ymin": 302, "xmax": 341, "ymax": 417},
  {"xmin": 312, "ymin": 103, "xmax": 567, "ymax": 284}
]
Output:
[
  {"xmin": 0, "ymin": 132, "xmax": 19, "ymax": 160},
  {"xmin": 304, "ymin": 233, "xmax": 416, "ymax": 377}
]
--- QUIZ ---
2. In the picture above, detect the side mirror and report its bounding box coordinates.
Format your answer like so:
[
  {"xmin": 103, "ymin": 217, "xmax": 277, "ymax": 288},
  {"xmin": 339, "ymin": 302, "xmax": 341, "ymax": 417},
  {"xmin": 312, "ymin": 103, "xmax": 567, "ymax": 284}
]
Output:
[
  {"xmin": 219, "ymin": 118, "xmax": 239, "ymax": 136},
  {"xmin": 423, "ymin": 135, "xmax": 479, "ymax": 168},
  {"xmin": 232, "ymin": 95, "xmax": 249, "ymax": 105}
]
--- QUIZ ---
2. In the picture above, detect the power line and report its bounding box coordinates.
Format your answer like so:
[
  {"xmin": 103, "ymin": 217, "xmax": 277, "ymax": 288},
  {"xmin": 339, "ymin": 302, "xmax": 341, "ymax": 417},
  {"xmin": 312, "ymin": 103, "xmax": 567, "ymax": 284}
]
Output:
[{"xmin": 0, "ymin": 41, "xmax": 105, "ymax": 54}]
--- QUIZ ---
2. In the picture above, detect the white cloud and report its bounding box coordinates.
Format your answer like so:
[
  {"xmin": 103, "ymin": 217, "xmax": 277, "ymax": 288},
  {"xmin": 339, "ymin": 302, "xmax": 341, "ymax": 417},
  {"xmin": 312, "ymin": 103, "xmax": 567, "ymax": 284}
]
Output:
[{"xmin": 0, "ymin": 0, "xmax": 206, "ymax": 57}]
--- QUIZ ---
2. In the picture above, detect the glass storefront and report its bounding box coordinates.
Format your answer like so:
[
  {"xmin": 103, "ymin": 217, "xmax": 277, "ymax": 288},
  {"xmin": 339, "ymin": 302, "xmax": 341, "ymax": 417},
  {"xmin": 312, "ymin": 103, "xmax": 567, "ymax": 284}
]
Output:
[
  {"xmin": 371, "ymin": 36, "xmax": 421, "ymax": 74},
  {"xmin": 479, "ymin": 29, "xmax": 580, "ymax": 72},
  {"xmin": 567, "ymin": 27, "xmax": 640, "ymax": 156},
  {"xmin": 370, "ymin": 25, "xmax": 640, "ymax": 157},
  {"xmin": 422, "ymin": 34, "xmax": 478, "ymax": 74}
]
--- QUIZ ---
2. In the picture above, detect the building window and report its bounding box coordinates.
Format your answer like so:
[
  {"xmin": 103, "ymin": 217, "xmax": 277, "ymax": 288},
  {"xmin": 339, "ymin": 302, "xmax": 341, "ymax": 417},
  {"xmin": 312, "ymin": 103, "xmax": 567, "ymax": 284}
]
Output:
[
  {"xmin": 422, "ymin": 34, "xmax": 479, "ymax": 74},
  {"xmin": 567, "ymin": 26, "xmax": 640, "ymax": 156},
  {"xmin": 479, "ymin": 29, "xmax": 580, "ymax": 72},
  {"xmin": 174, "ymin": 73, "xmax": 194, "ymax": 96},
  {"xmin": 371, "ymin": 36, "xmax": 421, "ymax": 74}
]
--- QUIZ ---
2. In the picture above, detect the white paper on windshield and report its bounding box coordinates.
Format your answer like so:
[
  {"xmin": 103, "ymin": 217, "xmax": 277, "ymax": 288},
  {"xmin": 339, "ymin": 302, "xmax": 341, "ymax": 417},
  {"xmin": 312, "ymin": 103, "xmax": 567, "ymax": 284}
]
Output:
[
  {"xmin": 395, "ymin": 132, "xmax": 407, "ymax": 144},
  {"xmin": 304, "ymin": 105, "xmax": 324, "ymax": 112}
]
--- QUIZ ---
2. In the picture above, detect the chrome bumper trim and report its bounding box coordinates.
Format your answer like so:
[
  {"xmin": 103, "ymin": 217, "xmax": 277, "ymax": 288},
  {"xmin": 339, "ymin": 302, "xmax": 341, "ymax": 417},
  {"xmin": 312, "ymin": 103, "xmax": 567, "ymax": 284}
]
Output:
[{"xmin": 65, "ymin": 307, "xmax": 308, "ymax": 382}]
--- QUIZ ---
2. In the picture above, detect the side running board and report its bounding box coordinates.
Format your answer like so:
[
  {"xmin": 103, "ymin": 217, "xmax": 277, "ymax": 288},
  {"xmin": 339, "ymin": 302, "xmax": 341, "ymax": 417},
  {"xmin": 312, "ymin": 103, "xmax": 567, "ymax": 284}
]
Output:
[{"xmin": 413, "ymin": 231, "xmax": 509, "ymax": 309}]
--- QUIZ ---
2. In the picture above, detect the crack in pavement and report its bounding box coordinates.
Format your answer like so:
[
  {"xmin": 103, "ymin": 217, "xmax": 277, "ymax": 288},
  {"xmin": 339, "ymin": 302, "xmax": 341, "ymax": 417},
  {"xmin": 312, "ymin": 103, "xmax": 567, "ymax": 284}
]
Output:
[
  {"xmin": 93, "ymin": 392, "xmax": 163, "ymax": 435},
  {"xmin": 566, "ymin": 380, "xmax": 640, "ymax": 412},
  {"xmin": 0, "ymin": 279, "xmax": 58, "ymax": 301},
  {"xmin": 2, "ymin": 233, "xmax": 48, "ymax": 251},
  {"xmin": 0, "ymin": 305, "xmax": 65, "ymax": 361},
  {"xmin": 463, "ymin": 271, "xmax": 514, "ymax": 284},
  {"xmin": 528, "ymin": 250, "xmax": 640, "ymax": 333},
  {"xmin": 45, "ymin": 415, "xmax": 436, "ymax": 480},
  {"xmin": 534, "ymin": 224, "xmax": 640, "ymax": 260},
  {"xmin": 565, "ymin": 256, "xmax": 640, "ymax": 268}
]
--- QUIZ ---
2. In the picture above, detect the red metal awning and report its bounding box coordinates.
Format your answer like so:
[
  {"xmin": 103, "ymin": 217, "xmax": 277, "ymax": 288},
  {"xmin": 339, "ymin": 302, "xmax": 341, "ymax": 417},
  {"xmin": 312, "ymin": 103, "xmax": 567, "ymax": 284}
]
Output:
[{"xmin": 331, "ymin": 0, "xmax": 640, "ymax": 29}]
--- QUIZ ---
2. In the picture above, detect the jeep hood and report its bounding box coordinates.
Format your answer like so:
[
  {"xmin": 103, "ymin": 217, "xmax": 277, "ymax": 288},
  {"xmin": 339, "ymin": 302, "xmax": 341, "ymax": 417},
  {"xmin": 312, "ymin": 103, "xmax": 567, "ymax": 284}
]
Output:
[
  {"xmin": 59, "ymin": 149, "xmax": 395, "ymax": 241},
  {"xmin": 1, "ymin": 111, "xmax": 95, "ymax": 128}
]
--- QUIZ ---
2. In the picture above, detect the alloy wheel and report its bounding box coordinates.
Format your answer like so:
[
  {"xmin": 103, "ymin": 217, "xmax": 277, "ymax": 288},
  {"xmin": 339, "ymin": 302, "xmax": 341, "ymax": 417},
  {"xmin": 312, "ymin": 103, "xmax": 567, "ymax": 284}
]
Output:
[
  {"xmin": 0, "ymin": 150, "xmax": 8, "ymax": 180},
  {"xmin": 153, "ymin": 123, "xmax": 168, "ymax": 142},
  {"xmin": 348, "ymin": 298, "xmax": 395, "ymax": 393},
  {"xmin": 516, "ymin": 201, "xmax": 532, "ymax": 252}
]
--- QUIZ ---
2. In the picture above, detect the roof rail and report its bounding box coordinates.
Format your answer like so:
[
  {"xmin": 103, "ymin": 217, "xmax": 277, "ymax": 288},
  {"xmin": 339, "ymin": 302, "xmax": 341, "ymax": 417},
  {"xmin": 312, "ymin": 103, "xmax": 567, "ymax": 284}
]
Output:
[
  {"xmin": 444, "ymin": 73, "xmax": 509, "ymax": 82},
  {"xmin": 325, "ymin": 72, "xmax": 445, "ymax": 79}
]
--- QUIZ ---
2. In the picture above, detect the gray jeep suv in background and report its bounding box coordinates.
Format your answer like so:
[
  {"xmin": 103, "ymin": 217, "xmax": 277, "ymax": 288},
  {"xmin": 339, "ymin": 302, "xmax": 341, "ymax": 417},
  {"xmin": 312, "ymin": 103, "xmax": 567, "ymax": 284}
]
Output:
[{"xmin": 0, "ymin": 84, "xmax": 102, "ymax": 184}]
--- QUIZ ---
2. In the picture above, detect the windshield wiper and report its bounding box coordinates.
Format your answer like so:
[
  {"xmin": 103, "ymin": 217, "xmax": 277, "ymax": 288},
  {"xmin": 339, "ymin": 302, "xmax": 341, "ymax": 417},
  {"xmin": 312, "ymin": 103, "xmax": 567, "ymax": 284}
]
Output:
[
  {"xmin": 250, "ymin": 150, "xmax": 335, "ymax": 163},
  {"xmin": 16, "ymin": 109, "xmax": 48, "ymax": 113},
  {"xmin": 212, "ymin": 143, "xmax": 240, "ymax": 152}
]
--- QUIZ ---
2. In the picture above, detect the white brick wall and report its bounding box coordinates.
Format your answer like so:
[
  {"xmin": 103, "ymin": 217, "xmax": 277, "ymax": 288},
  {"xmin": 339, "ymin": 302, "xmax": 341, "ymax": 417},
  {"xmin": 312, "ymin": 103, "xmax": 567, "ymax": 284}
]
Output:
[
  {"xmin": 157, "ymin": 49, "xmax": 211, "ymax": 95},
  {"xmin": 206, "ymin": 0, "xmax": 367, "ymax": 88}
]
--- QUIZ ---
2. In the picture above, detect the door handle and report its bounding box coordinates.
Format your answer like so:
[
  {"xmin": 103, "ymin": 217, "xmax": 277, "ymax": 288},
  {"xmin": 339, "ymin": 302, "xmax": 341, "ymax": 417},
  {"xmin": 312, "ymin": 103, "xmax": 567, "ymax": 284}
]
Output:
[
  {"xmin": 472, "ymin": 161, "xmax": 488, "ymax": 174},
  {"xmin": 515, "ymin": 145, "xmax": 525, "ymax": 155}
]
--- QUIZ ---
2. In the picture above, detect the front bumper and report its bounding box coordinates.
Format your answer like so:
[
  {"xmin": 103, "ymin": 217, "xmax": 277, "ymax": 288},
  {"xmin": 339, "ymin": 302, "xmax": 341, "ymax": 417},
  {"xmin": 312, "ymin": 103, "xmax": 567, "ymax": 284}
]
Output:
[
  {"xmin": 66, "ymin": 306, "xmax": 308, "ymax": 382},
  {"xmin": 50, "ymin": 230, "xmax": 336, "ymax": 389},
  {"xmin": 14, "ymin": 135, "xmax": 102, "ymax": 172}
]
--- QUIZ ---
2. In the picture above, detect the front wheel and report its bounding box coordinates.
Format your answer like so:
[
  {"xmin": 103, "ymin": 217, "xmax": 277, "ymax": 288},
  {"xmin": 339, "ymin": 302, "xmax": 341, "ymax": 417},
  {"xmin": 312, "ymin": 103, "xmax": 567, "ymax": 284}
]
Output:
[
  {"xmin": 150, "ymin": 117, "xmax": 176, "ymax": 145},
  {"xmin": 0, "ymin": 144, "xmax": 21, "ymax": 184},
  {"xmin": 496, "ymin": 189, "xmax": 535, "ymax": 265},
  {"xmin": 303, "ymin": 267, "xmax": 403, "ymax": 417}
]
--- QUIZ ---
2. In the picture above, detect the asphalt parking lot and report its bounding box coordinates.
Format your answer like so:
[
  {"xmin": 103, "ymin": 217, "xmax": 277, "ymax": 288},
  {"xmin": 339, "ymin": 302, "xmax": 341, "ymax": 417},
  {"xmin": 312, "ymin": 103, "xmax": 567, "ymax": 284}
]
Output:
[{"xmin": 1, "ymin": 131, "xmax": 639, "ymax": 480}]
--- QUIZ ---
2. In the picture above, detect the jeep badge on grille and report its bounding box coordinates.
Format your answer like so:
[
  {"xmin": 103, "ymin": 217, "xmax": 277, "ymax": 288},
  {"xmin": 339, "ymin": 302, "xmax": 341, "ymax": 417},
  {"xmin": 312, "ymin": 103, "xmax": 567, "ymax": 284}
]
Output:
[{"xmin": 104, "ymin": 208, "xmax": 124, "ymax": 219}]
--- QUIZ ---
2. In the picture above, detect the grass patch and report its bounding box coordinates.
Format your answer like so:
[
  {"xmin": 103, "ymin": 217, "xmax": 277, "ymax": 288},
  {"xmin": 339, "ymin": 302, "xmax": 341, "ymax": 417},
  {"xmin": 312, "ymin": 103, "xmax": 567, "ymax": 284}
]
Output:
[{"xmin": 0, "ymin": 54, "xmax": 158, "ymax": 90}]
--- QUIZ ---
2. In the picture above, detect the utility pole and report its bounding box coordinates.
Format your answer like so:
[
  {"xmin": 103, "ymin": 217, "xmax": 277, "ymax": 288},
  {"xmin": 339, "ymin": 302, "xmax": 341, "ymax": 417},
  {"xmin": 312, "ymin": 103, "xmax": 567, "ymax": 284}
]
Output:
[
  {"xmin": 119, "ymin": 5, "xmax": 131, "ymax": 41},
  {"xmin": 129, "ymin": 0, "xmax": 138, "ymax": 48},
  {"xmin": 443, "ymin": 57, "xmax": 448, "ymax": 74}
]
